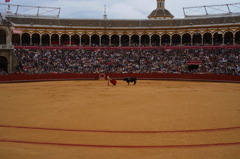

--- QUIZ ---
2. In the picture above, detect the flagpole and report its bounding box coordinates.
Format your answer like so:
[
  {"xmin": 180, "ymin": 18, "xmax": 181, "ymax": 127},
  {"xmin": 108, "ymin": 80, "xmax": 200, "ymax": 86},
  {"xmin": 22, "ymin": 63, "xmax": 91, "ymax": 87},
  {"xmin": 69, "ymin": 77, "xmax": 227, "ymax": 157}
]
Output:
[{"xmin": 5, "ymin": 0, "xmax": 11, "ymax": 16}]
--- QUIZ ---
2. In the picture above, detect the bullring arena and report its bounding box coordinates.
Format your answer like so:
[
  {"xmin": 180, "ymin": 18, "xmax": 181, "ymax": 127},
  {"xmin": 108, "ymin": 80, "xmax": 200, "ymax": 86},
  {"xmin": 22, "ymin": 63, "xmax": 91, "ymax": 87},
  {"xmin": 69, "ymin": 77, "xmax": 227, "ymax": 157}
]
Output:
[
  {"xmin": 0, "ymin": 80, "xmax": 240, "ymax": 159},
  {"xmin": 0, "ymin": 0, "xmax": 240, "ymax": 158}
]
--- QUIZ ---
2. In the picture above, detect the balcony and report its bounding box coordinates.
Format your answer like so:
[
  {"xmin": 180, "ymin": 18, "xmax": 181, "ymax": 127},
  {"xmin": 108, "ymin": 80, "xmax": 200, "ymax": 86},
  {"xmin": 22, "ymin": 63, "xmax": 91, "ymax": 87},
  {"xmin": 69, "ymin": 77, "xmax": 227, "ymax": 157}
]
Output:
[{"xmin": 0, "ymin": 45, "xmax": 14, "ymax": 50}]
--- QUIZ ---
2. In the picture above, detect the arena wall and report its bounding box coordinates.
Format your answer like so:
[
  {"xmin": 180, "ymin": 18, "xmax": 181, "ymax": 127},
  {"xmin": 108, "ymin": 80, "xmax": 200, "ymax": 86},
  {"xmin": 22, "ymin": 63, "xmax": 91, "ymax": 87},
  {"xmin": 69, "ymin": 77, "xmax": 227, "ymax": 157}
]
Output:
[{"xmin": 0, "ymin": 73, "xmax": 239, "ymax": 83}]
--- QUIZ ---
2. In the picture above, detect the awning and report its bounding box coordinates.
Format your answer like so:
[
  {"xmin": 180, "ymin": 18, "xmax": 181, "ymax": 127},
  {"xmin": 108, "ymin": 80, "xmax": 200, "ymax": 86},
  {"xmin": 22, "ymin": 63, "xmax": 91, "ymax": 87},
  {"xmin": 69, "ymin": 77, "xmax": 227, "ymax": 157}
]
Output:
[
  {"xmin": 187, "ymin": 61, "xmax": 202, "ymax": 65},
  {"xmin": 12, "ymin": 29, "xmax": 22, "ymax": 34}
]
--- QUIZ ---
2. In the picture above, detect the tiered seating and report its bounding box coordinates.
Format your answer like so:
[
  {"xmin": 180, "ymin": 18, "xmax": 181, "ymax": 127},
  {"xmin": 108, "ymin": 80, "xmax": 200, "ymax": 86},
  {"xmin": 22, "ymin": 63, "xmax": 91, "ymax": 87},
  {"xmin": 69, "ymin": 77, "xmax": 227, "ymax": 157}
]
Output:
[{"xmin": 14, "ymin": 48, "xmax": 240, "ymax": 75}]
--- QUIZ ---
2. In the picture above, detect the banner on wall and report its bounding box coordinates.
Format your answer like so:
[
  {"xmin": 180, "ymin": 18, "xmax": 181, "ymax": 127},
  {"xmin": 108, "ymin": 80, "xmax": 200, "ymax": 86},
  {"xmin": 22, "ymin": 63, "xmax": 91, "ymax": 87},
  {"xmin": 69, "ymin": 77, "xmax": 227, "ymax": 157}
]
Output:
[{"xmin": 12, "ymin": 29, "xmax": 22, "ymax": 34}]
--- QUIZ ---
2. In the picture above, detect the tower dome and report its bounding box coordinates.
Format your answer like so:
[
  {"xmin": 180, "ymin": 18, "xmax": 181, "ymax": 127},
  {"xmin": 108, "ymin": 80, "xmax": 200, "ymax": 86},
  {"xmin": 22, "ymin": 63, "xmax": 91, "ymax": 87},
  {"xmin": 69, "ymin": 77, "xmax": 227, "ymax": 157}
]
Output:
[{"xmin": 148, "ymin": 0, "xmax": 174, "ymax": 20}]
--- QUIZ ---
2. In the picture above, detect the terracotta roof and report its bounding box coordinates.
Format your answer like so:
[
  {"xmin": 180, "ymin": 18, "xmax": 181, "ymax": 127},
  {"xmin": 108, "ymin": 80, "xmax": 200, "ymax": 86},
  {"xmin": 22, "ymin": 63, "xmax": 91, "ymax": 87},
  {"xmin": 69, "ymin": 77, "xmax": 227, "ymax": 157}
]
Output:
[
  {"xmin": 6, "ymin": 16, "xmax": 240, "ymax": 28},
  {"xmin": 148, "ymin": 8, "xmax": 174, "ymax": 19}
]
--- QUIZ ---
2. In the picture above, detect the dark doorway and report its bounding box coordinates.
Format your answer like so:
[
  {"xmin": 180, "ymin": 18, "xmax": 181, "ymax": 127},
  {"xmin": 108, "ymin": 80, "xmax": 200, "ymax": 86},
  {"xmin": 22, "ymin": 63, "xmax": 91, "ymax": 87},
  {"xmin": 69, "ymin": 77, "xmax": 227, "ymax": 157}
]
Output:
[
  {"xmin": 0, "ymin": 30, "xmax": 7, "ymax": 44},
  {"xmin": 188, "ymin": 65, "xmax": 199, "ymax": 72},
  {"xmin": 0, "ymin": 56, "xmax": 8, "ymax": 73}
]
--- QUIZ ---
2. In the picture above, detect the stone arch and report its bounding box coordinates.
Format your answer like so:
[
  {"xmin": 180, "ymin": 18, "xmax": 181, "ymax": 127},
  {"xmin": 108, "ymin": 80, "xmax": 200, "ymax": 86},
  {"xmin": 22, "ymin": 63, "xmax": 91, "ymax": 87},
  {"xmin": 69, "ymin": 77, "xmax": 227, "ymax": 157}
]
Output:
[
  {"xmin": 91, "ymin": 34, "xmax": 100, "ymax": 46},
  {"xmin": 192, "ymin": 33, "xmax": 202, "ymax": 46},
  {"xmin": 61, "ymin": 34, "xmax": 70, "ymax": 45},
  {"xmin": 131, "ymin": 34, "xmax": 139, "ymax": 46},
  {"xmin": 22, "ymin": 33, "xmax": 30, "ymax": 45},
  {"xmin": 235, "ymin": 31, "xmax": 240, "ymax": 45},
  {"xmin": 121, "ymin": 34, "xmax": 129, "ymax": 46},
  {"xmin": 111, "ymin": 34, "xmax": 119, "ymax": 46},
  {"xmin": 42, "ymin": 33, "xmax": 50, "ymax": 46},
  {"xmin": 81, "ymin": 34, "xmax": 90, "ymax": 46},
  {"xmin": 0, "ymin": 29, "xmax": 7, "ymax": 44},
  {"xmin": 141, "ymin": 34, "xmax": 150, "ymax": 46},
  {"xmin": 101, "ymin": 34, "xmax": 109, "ymax": 46},
  {"xmin": 182, "ymin": 33, "xmax": 191, "ymax": 46},
  {"xmin": 213, "ymin": 32, "xmax": 223, "ymax": 45},
  {"xmin": 161, "ymin": 34, "xmax": 170, "ymax": 46},
  {"xmin": 0, "ymin": 56, "xmax": 8, "ymax": 73},
  {"xmin": 51, "ymin": 34, "xmax": 59, "ymax": 46},
  {"xmin": 172, "ymin": 34, "xmax": 181, "ymax": 46},
  {"xmin": 203, "ymin": 32, "xmax": 212, "ymax": 45},
  {"xmin": 32, "ymin": 33, "xmax": 40, "ymax": 45},
  {"xmin": 151, "ymin": 34, "xmax": 160, "ymax": 46},
  {"xmin": 224, "ymin": 31, "xmax": 233, "ymax": 45},
  {"xmin": 71, "ymin": 34, "xmax": 80, "ymax": 46}
]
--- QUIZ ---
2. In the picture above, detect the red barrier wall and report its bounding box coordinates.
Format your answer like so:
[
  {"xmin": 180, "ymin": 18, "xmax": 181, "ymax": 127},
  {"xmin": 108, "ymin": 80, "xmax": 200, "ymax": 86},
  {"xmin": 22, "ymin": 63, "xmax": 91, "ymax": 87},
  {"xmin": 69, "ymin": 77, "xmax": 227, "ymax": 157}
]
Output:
[
  {"xmin": 14, "ymin": 45, "xmax": 240, "ymax": 50},
  {"xmin": 0, "ymin": 73, "xmax": 240, "ymax": 83}
]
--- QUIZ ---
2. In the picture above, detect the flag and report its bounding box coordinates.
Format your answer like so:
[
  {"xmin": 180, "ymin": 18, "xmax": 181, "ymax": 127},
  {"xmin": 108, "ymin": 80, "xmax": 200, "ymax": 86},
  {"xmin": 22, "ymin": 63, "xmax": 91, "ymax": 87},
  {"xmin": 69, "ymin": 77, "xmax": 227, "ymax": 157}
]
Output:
[{"xmin": 5, "ymin": 0, "xmax": 10, "ymax": 2}]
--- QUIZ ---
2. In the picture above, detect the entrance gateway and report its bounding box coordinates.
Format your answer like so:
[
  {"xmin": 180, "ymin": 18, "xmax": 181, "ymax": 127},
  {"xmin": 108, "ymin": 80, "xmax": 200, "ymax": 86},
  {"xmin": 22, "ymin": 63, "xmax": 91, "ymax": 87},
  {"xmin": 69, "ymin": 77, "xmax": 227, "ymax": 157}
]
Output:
[{"xmin": 0, "ymin": 56, "xmax": 8, "ymax": 72}]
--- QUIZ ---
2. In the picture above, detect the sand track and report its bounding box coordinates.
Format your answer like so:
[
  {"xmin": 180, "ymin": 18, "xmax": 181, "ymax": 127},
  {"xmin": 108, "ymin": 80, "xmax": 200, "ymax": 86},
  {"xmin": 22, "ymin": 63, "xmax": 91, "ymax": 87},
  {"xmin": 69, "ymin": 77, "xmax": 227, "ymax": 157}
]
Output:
[{"xmin": 0, "ymin": 80, "xmax": 239, "ymax": 159}]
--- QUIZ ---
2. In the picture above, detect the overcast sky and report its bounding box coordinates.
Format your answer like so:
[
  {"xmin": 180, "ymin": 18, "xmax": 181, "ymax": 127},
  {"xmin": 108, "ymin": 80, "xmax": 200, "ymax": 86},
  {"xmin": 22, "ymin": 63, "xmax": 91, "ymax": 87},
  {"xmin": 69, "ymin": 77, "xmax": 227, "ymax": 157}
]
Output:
[{"xmin": 1, "ymin": 0, "xmax": 240, "ymax": 19}]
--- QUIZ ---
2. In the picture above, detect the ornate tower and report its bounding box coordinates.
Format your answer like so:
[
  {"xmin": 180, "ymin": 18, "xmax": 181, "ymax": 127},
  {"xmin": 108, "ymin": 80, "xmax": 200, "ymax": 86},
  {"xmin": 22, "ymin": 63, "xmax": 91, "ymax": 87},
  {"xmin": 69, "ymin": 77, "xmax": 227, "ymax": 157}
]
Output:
[
  {"xmin": 148, "ymin": 0, "xmax": 174, "ymax": 20},
  {"xmin": 103, "ymin": 4, "xmax": 108, "ymax": 20}
]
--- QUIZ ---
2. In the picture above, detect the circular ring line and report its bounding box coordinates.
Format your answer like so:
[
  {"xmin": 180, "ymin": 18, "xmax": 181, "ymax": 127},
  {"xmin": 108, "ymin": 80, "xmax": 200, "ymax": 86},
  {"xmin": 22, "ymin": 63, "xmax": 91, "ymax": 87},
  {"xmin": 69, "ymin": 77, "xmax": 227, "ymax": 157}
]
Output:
[
  {"xmin": 0, "ymin": 125, "xmax": 239, "ymax": 133},
  {"xmin": 0, "ymin": 139, "xmax": 239, "ymax": 148}
]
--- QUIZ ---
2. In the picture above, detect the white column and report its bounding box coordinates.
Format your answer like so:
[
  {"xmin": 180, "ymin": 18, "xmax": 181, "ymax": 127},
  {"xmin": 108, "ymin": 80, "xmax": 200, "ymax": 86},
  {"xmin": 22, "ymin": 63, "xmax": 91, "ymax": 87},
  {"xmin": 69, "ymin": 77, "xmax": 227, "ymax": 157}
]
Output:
[
  {"xmin": 222, "ymin": 34, "xmax": 224, "ymax": 45},
  {"xmin": 170, "ymin": 36, "xmax": 172, "ymax": 46},
  {"xmin": 20, "ymin": 35, "xmax": 22, "ymax": 46},
  {"xmin": 160, "ymin": 36, "xmax": 162, "ymax": 47},
  {"xmin": 139, "ymin": 36, "xmax": 141, "ymax": 47},
  {"xmin": 89, "ymin": 36, "xmax": 91, "ymax": 46},
  {"xmin": 79, "ymin": 35, "xmax": 81, "ymax": 46},
  {"xmin": 59, "ymin": 36, "xmax": 61, "ymax": 46},
  {"xmin": 30, "ymin": 35, "xmax": 32, "ymax": 46},
  {"xmin": 233, "ymin": 35, "xmax": 235, "ymax": 45},
  {"xmin": 191, "ymin": 35, "xmax": 193, "ymax": 46},
  {"xmin": 40, "ymin": 35, "xmax": 42, "ymax": 46},
  {"xmin": 119, "ymin": 36, "xmax": 121, "ymax": 47},
  {"xmin": 180, "ymin": 35, "xmax": 183, "ymax": 46},
  {"xmin": 50, "ymin": 34, "xmax": 52, "ymax": 46},
  {"xmin": 129, "ymin": 36, "xmax": 131, "ymax": 46},
  {"xmin": 212, "ymin": 34, "xmax": 214, "ymax": 46}
]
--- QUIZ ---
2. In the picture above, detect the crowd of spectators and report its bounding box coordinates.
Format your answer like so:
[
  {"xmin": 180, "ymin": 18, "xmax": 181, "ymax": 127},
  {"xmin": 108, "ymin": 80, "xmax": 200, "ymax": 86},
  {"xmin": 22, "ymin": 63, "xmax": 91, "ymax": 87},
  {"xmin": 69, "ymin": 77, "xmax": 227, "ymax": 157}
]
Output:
[{"xmin": 13, "ymin": 48, "xmax": 240, "ymax": 75}]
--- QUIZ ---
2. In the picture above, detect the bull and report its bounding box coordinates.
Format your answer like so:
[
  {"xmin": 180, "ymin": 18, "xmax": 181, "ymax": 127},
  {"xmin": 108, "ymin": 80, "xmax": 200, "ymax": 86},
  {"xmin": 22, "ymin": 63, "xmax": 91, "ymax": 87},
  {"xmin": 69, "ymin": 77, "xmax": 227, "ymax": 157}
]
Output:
[{"xmin": 123, "ymin": 77, "xmax": 137, "ymax": 85}]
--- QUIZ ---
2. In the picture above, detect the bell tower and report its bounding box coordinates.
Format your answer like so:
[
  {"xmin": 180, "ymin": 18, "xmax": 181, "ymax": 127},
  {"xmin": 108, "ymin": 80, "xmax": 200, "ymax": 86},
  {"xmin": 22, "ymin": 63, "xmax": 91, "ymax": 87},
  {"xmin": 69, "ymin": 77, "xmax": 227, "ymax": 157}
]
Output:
[
  {"xmin": 148, "ymin": 0, "xmax": 174, "ymax": 20},
  {"xmin": 157, "ymin": 0, "xmax": 165, "ymax": 8}
]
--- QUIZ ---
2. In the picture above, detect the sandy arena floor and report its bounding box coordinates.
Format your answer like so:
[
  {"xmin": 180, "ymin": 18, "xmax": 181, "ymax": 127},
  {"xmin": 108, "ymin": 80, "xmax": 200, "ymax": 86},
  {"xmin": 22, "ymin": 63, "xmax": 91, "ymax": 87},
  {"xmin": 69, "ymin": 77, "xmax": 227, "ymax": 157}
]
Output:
[{"xmin": 0, "ymin": 80, "xmax": 239, "ymax": 159}]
